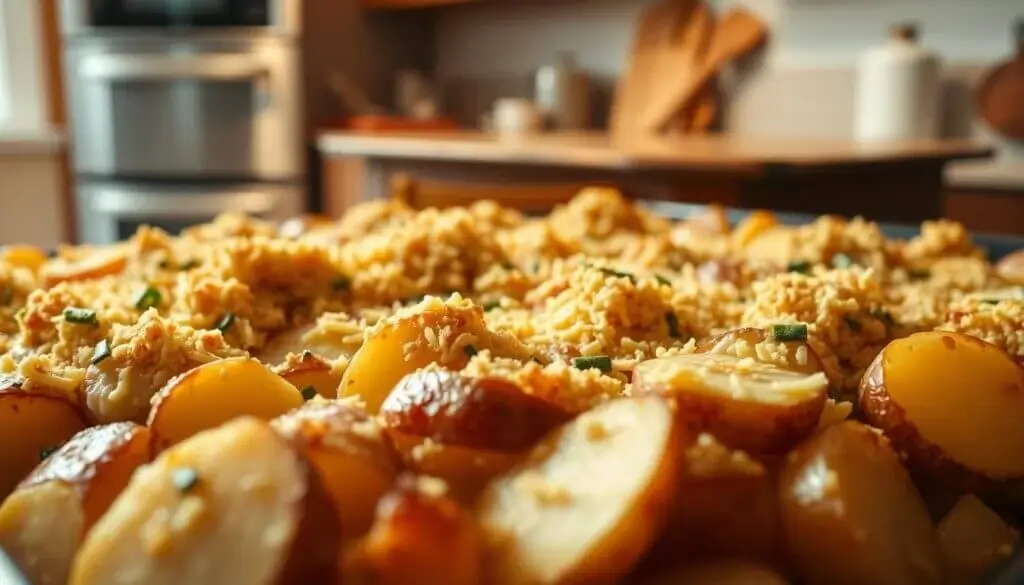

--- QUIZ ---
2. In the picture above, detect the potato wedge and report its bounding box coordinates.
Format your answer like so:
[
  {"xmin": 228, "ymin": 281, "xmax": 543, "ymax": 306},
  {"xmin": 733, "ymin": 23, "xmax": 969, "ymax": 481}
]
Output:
[
  {"xmin": 779, "ymin": 421, "xmax": 942, "ymax": 585},
  {"xmin": 657, "ymin": 433, "xmax": 782, "ymax": 567},
  {"xmin": 340, "ymin": 297, "xmax": 530, "ymax": 413},
  {"xmin": 70, "ymin": 417, "xmax": 341, "ymax": 585},
  {"xmin": 639, "ymin": 559, "xmax": 790, "ymax": 585},
  {"xmin": 346, "ymin": 475, "xmax": 483, "ymax": 585},
  {"xmin": 936, "ymin": 494, "xmax": 1019, "ymax": 585},
  {"xmin": 0, "ymin": 390, "xmax": 88, "ymax": 498},
  {"xmin": 477, "ymin": 397, "xmax": 680, "ymax": 585},
  {"xmin": 994, "ymin": 249, "xmax": 1024, "ymax": 285},
  {"xmin": 859, "ymin": 331, "xmax": 1024, "ymax": 502},
  {"xmin": 0, "ymin": 423, "xmax": 150, "ymax": 585},
  {"xmin": 147, "ymin": 357, "xmax": 304, "ymax": 453},
  {"xmin": 272, "ymin": 399, "xmax": 397, "ymax": 541},
  {"xmin": 698, "ymin": 327, "xmax": 827, "ymax": 376},
  {"xmin": 380, "ymin": 369, "xmax": 571, "ymax": 500},
  {"xmin": 278, "ymin": 355, "xmax": 342, "ymax": 399},
  {"xmin": 633, "ymin": 353, "xmax": 828, "ymax": 454},
  {"xmin": 40, "ymin": 247, "xmax": 128, "ymax": 287}
]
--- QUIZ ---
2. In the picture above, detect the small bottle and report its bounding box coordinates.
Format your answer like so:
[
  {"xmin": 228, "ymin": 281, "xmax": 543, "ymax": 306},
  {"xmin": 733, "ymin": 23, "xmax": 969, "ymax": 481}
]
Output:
[
  {"xmin": 855, "ymin": 24, "xmax": 941, "ymax": 142},
  {"xmin": 535, "ymin": 53, "xmax": 590, "ymax": 130}
]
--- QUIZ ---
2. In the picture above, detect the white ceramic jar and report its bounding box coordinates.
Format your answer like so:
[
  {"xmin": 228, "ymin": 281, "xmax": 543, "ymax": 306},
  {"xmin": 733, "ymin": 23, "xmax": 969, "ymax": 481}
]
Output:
[{"xmin": 855, "ymin": 24, "xmax": 941, "ymax": 142}]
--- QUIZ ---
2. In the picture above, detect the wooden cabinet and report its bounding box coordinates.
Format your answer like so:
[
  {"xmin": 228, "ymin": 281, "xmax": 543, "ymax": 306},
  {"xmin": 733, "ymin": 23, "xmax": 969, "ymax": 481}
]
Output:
[{"xmin": 360, "ymin": 0, "xmax": 475, "ymax": 9}]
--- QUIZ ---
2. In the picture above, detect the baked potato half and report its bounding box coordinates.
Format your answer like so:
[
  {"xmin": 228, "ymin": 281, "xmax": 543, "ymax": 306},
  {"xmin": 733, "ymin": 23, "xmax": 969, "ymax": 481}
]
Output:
[
  {"xmin": 633, "ymin": 352, "xmax": 828, "ymax": 454},
  {"xmin": 70, "ymin": 417, "xmax": 341, "ymax": 585},
  {"xmin": 859, "ymin": 331, "xmax": 1024, "ymax": 510},
  {"xmin": 272, "ymin": 399, "xmax": 398, "ymax": 540},
  {"xmin": 379, "ymin": 369, "xmax": 571, "ymax": 501},
  {"xmin": 0, "ymin": 423, "xmax": 150, "ymax": 585},
  {"xmin": 477, "ymin": 396, "xmax": 680, "ymax": 585},
  {"xmin": 0, "ymin": 389, "xmax": 89, "ymax": 498},
  {"xmin": 778, "ymin": 421, "xmax": 942, "ymax": 585},
  {"xmin": 147, "ymin": 357, "xmax": 305, "ymax": 453}
]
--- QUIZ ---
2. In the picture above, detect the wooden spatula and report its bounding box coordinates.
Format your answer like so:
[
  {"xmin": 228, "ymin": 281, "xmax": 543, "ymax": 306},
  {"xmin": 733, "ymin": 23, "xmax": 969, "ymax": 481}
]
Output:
[{"xmin": 640, "ymin": 8, "xmax": 767, "ymax": 134}]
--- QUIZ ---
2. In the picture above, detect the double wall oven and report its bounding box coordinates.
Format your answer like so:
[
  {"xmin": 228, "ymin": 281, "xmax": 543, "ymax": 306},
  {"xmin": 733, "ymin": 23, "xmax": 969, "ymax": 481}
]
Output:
[{"xmin": 61, "ymin": 0, "xmax": 305, "ymax": 244}]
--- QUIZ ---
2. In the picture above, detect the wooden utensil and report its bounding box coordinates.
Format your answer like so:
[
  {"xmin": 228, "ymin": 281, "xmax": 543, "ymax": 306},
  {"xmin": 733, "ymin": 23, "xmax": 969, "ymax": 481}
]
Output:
[
  {"xmin": 657, "ymin": 1, "xmax": 717, "ymax": 134},
  {"xmin": 640, "ymin": 8, "xmax": 767, "ymax": 134},
  {"xmin": 611, "ymin": 0, "xmax": 698, "ymax": 137},
  {"xmin": 976, "ymin": 19, "xmax": 1024, "ymax": 141}
]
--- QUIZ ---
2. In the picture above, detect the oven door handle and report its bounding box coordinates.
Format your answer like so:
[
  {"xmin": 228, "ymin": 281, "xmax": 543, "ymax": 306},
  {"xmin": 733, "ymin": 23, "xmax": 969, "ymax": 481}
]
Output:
[
  {"xmin": 91, "ymin": 188, "xmax": 280, "ymax": 217},
  {"xmin": 79, "ymin": 54, "xmax": 269, "ymax": 82}
]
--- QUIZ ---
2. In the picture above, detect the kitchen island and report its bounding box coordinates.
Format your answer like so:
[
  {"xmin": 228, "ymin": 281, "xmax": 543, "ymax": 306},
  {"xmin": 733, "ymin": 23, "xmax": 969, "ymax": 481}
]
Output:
[{"xmin": 317, "ymin": 130, "xmax": 992, "ymax": 223}]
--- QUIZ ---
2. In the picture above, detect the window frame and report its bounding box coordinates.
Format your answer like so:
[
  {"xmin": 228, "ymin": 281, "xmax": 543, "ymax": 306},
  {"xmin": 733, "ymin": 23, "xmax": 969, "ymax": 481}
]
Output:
[{"xmin": 0, "ymin": 1, "xmax": 49, "ymax": 132}]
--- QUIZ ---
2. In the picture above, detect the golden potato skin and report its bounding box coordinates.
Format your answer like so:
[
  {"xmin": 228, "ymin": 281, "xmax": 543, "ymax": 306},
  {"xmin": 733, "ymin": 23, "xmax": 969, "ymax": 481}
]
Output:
[
  {"xmin": 859, "ymin": 332, "xmax": 1024, "ymax": 513},
  {"xmin": 0, "ymin": 481, "xmax": 84, "ymax": 585},
  {"xmin": 0, "ymin": 390, "xmax": 89, "ymax": 498}
]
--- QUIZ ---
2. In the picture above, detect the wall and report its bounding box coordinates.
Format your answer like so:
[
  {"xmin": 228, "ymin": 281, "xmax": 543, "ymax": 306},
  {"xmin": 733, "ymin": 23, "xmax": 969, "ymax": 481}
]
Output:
[
  {"xmin": 434, "ymin": 0, "xmax": 1021, "ymax": 143},
  {"xmin": 0, "ymin": 150, "xmax": 66, "ymax": 247}
]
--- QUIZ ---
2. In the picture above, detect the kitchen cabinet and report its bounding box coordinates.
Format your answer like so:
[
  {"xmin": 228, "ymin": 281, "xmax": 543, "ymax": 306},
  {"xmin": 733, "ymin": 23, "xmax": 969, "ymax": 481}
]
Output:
[{"xmin": 360, "ymin": 0, "xmax": 475, "ymax": 9}]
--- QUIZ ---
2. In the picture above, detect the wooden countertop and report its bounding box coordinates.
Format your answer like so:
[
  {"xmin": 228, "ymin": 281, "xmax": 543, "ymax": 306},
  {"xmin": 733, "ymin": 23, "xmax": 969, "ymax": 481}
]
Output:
[{"xmin": 317, "ymin": 130, "xmax": 992, "ymax": 174}]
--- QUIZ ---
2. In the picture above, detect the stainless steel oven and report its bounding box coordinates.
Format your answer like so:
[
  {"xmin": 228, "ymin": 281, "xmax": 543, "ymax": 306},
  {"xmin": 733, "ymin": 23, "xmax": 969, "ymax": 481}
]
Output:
[{"xmin": 60, "ymin": 0, "xmax": 305, "ymax": 244}]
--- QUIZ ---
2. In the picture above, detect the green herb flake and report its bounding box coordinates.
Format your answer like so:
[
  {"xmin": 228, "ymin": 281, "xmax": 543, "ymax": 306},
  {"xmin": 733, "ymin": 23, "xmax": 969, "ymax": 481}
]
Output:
[
  {"xmin": 92, "ymin": 339, "xmax": 112, "ymax": 365},
  {"xmin": 215, "ymin": 312, "xmax": 236, "ymax": 334},
  {"xmin": 831, "ymin": 253, "xmax": 854, "ymax": 269},
  {"xmin": 770, "ymin": 323, "xmax": 808, "ymax": 342},
  {"xmin": 787, "ymin": 261, "xmax": 812, "ymax": 274},
  {"xmin": 463, "ymin": 344, "xmax": 478, "ymax": 358},
  {"xmin": 665, "ymin": 312, "xmax": 682, "ymax": 338},
  {"xmin": 178, "ymin": 259, "xmax": 201, "ymax": 271},
  {"xmin": 598, "ymin": 267, "xmax": 636, "ymax": 283},
  {"xmin": 529, "ymin": 260, "xmax": 541, "ymax": 274},
  {"xmin": 300, "ymin": 349, "xmax": 314, "ymax": 361},
  {"xmin": 907, "ymin": 268, "xmax": 931, "ymax": 281},
  {"xmin": 134, "ymin": 287, "xmax": 162, "ymax": 311},
  {"xmin": 531, "ymin": 356, "xmax": 543, "ymax": 365},
  {"xmin": 980, "ymin": 299, "xmax": 1001, "ymax": 305},
  {"xmin": 300, "ymin": 386, "xmax": 317, "ymax": 401},
  {"xmin": 655, "ymin": 274, "xmax": 672, "ymax": 287},
  {"xmin": 572, "ymin": 355, "xmax": 612, "ymax": 374},
  {"xmin": 331, "ymin": 276, "xmax": 351, "ymax": 292},
  {"xmin": 172, "ymin": 467, "xmax": 200, "ymax": 494},
  {"xmin": 39, "ymin": 446, "xmax": 58, "ymax": 461},
  {"xmin": 844, "ymin": 316, "xmax": 861, "ymax": 332},
  {"xmin": 1, "ymin": 288, "xmax": 12, "ymax": 306},
  {"xmin": 63, "ymin": 307, "xmax": 98, "ymax": 326},
  {"xmin": 482, "ymin": 299, "xmax": 502, "ymax": 312}
]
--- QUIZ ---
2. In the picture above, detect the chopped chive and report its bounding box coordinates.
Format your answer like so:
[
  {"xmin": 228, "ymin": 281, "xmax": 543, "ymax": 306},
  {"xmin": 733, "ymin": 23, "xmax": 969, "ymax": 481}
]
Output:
[
  {"xmin": 872, "ymin": 309, "xmax": 896, "ymax": 327},
  {"xmin": 15, "ymin": 307, "xmax": 25, "ymax": 322},
  {"xmin": 215, "ymin": 312, "xmax": 235, "ymax": 333},
  {"xmin": 844, "ymin": 316, "xmax": 861, "ymax": 332},
  {"xmin": 572, "ymin": 355, "xmax": 612, "ymax": 374},
  {"xmin": 158, "ymin": 259, "xmax": 169, "ymax": 270},
  {"xmin": 655, "ymin": 274, "xmax": 672, "ymax": 287},
  {"xmin": 63, "ymin": 307, "xmax": 98, "ymax": 326},
  {"xmin": 531, "ymin": 356, "xmax": 543, "ymax": 365},
  {"xmin": 529, "ymin": 260, "xmax": 541, "ymax": 274},
  {"xmin": 831, "ymin": 253, "xmax": 854, "ymax": 269},
  {"xmin": 980, "ymin": 299, "xmax": 1001, "ymax": 305},
  {"xmin": 92, "ymin": 339, "xmax": 111, "ymax": 365},
  {"xmin": 482, "ymin": 299, "xmax": 502, "ymax": 312},
  {"xmin": 787, "ymin": 261, "xmax": 812, "ymax": 274},
  {"xmin": 331, "ymin": 276, "xmax": 350, "ymax": 292},
  {"xmin": 463, "ymin": 344, "xmax": 478, "ymax": 358},
  {"xmin": 770, "ymin": 323, "xmax": 808, "ymax": 342},
  {"xmin": 1, "ymin": 288, "xmax": 12, "ymax": 306},
  {"xmin": 300, "ymin": 386, "xmax": 317, "ymax": 401},
  {"xmin": 178, "ymin": 259, "xmax": 200, "ymax": 271},
  {"xmin": 172, "ymin": 467, "xmax": 200, "ymax": 493},
  {"xmin": 907, "ymin": 268, "xmax": 931, "ymax": 280},
  {"xmin": 598, "ymin": 267, "xmax": 636, "ymax": 283},
  {"xmin": 39, "ymin": 446, "xmax": 57, "ymax": 461},
  {"xmin": 300, "ymin": 349, "xmax": 314, "ymax": 361},
  {"xmin": 500, "ymin": 261, "xmax": 515, "ymax": 271},
  {"xmin": 665, "ymin": 312, "xmax": 682, "ymax": 338},
  {"xmin": 134, "ymin": 287, "xmax": 162, "ymax": 311}
]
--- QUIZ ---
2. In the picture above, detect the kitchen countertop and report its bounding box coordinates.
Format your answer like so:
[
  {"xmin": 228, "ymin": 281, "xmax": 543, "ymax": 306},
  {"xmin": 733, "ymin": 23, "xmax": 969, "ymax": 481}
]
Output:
[
  {"xmin": 317, "ymin": 130, "xmax": 992, "ymax": 174},
  {"xmin": 0, "ymin": 128, "xmax": 65, "ymax": 156}
]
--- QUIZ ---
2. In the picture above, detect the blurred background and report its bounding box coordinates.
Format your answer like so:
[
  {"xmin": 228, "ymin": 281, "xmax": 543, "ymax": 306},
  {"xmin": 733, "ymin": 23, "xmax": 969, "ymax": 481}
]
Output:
[{"xmin": 0, "ymin": 0, "xmax": 1021, "ymax": 246}]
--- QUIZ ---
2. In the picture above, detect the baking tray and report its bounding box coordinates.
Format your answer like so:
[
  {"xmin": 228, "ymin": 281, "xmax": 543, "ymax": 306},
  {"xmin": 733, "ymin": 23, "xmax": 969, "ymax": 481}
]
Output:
[{"xmin": 2, "ymin": 207, "xmax": 1023, "ymax": 584}]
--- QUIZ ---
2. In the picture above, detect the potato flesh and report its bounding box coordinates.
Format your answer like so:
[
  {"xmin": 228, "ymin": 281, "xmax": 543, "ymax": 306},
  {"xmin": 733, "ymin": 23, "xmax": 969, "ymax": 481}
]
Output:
[
  {"xmin": 779, "ymin": 421, "xmax": 942, "ymax": 585},
  {"xmin": 389, "ymin": 430, "xmax": 521, "ymax": 503},
  {"xmin": 257, "ymin": 323, "xmax": 355, "ymax": 368},
  {"xmin": 279, "ymin": 361, "xmax": 342, "ymax": 399},
  {"xmin": 936, "ymin": 494, "xmax": 1019, "ymax": 585},
  {"xmin": 871, "ymin": 331, "xmax": 1024, "ymax": 478},
  {"xmin": 0, "ymin": 392, "xmax": 88, "ymax": 498},
  {"xmin": 147, "ymin": 357, "xmax": 304, "ymax": 453},
  {"xmin": 71, "ymin": 417, "xmax": 338, "ymax": 585},
  {"xmin": 633, "ymin": 353, "xmax": 827, "ymax": 453},
  {"xmin": 0, "ymin": 481, "xmax": 84, "ymax": 585},
  {"xmin": 478, "ymin": 397, "xmax": 679, "ymax": 585}
]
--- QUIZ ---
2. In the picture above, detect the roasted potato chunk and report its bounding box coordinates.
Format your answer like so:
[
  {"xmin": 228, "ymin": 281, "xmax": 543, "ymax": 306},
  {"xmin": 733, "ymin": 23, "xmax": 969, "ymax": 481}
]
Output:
[
  {"xmin": 40, "ymin": 247, "xmax": 128, "ymax": 287},
  {"xmin": 860, "ymin": 331, "xmax": 1024, "ymax": 508},
  {"xmin": 0, "ymin": 390, "xmax": 88, "ymax": 498},
  {"xmin": 698, "ymin": 326, "xmax": 827, "ymax": 376},
  {"xmin": 70, "ymin": 417, "xmax": 341, "ymax": 585},
  {"xmin": 994, "ymin": 249, "xmax": 1024, "ymax": 285},
  {"xmin": 779, "ymin": 421, "xmax": 942, "ymax": 585},
  {"xmin": 346, "ymin": 475, "xmax": 483, "ymax": 585},
  {"xmin": 0, "ymin": 423, "xmax": 150, "ymax": 585},
  {"xmin": 272, "ymin": 399, "xmax": 397, "ymax": 540},
  {"xmin": 633, "ymin": 352, "xmax": 827, "ymax": 454},
  {"xmin": 936, "ymin": 494, "xmax": 1019, "ymax": 585},
  {"xmin": 147, "ymin": 357, "xmax": 305, "ymax": 453},
  {"xmin": 380, "ymin": 369, "xmax": 571, "ymax": 500},
  {"xmin": 340, "ymin": 297, "xmax": 531, "ymax": 413},
  {"xmin": 477, "ymin": 397, "xmax": 680, "ymax": 585},
  {"xmin": 732, "ymin": 211, "xmax": 780, "ymax": 249}
]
